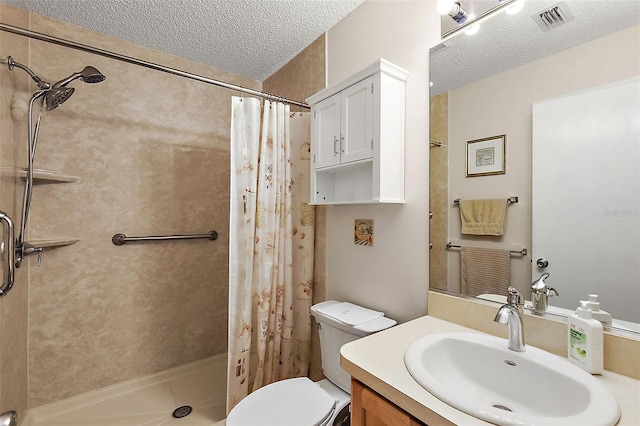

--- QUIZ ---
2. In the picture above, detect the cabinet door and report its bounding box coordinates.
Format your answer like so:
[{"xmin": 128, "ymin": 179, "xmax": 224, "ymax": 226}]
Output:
[
  {"xmin": 340, "ymin": 76, "xmax": 374, "ymax": 164},
  {"xmin": 351, "ymin": 379, "xmax": 425, "ymax": 426},
  {"xmin": 311, "ymin": 94, "xmax": 341, "ymax": 169}
]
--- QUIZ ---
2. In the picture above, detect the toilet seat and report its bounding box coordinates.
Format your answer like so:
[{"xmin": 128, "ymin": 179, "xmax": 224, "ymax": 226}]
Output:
[{"xmin": 226, "ymin": 377, "xmax": 337, "ymax": 426}]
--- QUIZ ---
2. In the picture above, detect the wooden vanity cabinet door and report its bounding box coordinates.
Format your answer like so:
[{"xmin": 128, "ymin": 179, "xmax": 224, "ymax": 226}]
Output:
[{"xmin": 351, "ymin": 379, "xmax": 425, "ymax": 426}]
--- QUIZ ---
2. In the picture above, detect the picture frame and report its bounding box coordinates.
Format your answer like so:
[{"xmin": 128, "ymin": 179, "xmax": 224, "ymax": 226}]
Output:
[
  {"xmin": 466, "ymin": 134, "xmax": 506, "ymax": 177},
  {"xmin": 354, "ymin": 219, "xmax": 373, "ymax": 246}
]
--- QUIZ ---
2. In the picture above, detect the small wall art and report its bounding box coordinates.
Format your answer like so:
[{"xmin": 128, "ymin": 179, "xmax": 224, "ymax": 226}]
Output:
[
  {"xmin": 354, "ymin": 219, "xmax": 373, "ymax": 246},
  {"xmin": 466, "ymin": 134, "xmax": 506, "ymax": 177}
]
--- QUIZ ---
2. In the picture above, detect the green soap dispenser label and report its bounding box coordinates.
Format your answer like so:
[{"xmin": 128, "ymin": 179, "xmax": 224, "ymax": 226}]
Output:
[{"xmin": 570, "ymin": 328, "xmax": 587, "ymax": 359}]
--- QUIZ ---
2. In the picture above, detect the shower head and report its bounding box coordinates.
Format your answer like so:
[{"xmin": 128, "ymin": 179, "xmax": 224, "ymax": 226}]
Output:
[
  {"xmin": 79, "ymin": 66, "xmax": 106, "ymax": 84},
  {"xmin": 53, "ymin": 65, "xmax": 106, "ymax": 88},
  {"xmin": 44, "ymin": 87, "xmax": 75, "ymax": 111},
  {"xmin": 2, "ymin": 56, "xmax": 105, "ymax": 110}
]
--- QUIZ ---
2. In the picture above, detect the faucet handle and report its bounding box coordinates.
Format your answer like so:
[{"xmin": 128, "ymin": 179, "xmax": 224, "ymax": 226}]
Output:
[
  {"xmin": 531, "ymin": 272, "xmax": 550, "ymax": 291},
  {"xmin": 507, "ymin": 286, "xmax": 523, "ymax": 306}
]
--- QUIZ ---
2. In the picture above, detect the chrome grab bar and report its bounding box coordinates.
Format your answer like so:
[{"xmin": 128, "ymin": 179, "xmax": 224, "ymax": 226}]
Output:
[
  {"xmin": 112, "ymin": 230, "xmax": 218, "ymax": 246},
  {"xmin": 0, "ymin": 211, "xmax": 15, "ymax": 297},
  {"xmin": 453, "ymin": 196, "xmax": 519, "ymax": 205}
]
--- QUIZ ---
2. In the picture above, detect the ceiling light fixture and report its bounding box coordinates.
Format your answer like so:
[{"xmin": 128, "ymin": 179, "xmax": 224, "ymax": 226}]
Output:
[
  {"xmin": 442, "ymin": 0, "xmax": 525, "ymax": 40},
  {"xmin": 437, "ymin": 0, "xmax": 469, "ymax": 24}
]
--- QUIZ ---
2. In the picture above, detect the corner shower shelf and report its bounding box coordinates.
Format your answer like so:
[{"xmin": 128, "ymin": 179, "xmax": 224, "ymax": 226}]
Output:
[
  {"xmin": 19, "ymin": 169, "xmax": 80, "ymax": 183},
  {"xmin": 1, "ymin": 167, "xmax": 80, "ymax": 183},
  {"xmin": 28, "ymin": 239, "xmax": 79, "ymax": 249}
]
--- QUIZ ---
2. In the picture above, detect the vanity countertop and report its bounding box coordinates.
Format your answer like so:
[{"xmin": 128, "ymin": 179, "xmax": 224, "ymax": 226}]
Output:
[{"xmin": 340, "ymin": 315, "xmax": 640, "ymax": 425}]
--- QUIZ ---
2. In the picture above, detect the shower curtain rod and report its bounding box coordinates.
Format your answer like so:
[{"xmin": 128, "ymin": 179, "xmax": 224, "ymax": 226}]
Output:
[{"xmin": 0, "ymin": 22, "xmax": 310, "ymax": 109}]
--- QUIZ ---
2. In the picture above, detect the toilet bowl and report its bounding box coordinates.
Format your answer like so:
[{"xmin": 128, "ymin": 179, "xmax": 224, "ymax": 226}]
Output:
[{"xmin": 226, "ymin": 300, "xmax": 396, "ymax": 426}]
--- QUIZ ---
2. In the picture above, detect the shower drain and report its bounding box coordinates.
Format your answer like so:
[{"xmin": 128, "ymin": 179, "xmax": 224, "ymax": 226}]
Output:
[{"xmin": 172, "ymin": 405, "xmax": 193, "ymax": 419}]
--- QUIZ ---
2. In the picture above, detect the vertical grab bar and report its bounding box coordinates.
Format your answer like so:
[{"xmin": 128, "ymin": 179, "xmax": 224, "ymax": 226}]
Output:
[{"xmin": 0, "ymin": 211, "xmax": 15, "ymax": 297}]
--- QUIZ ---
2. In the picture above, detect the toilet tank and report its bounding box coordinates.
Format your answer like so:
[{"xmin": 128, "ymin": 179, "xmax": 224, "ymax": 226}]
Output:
[{"xmin": 310, "ymin": 300, "xmax": 396, "ymax": 394}]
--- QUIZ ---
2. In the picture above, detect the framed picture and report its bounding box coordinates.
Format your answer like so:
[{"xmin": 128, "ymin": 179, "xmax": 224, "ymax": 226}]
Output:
[
  {"xmin": 354, "ymin": 219, "xmax": 373, "ymax": 246},
  {"xmin": 466, "ymin": 134, "xmax": 506, "ymax": 177}
]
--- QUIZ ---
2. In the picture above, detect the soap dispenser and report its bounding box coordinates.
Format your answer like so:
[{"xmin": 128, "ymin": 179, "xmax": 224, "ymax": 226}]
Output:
[
  {"xmin": 568, "ymin": 301, "xmax": 603, "ymax": 374},
  {"xmin": 582, "ymin": 294, "xmax": 613, "ymax": 327}
]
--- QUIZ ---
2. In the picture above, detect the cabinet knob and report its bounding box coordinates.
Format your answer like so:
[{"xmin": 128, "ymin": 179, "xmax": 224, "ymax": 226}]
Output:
[{"xmin": 333, "ymin": 136, "xmax": 339, "ymax": 155}]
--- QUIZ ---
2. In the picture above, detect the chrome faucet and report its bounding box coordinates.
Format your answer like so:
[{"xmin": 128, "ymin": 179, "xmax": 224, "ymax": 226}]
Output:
[
  {"xmin": 494, "ymin": 287, "xmax": 525, "ymax": 352},
  {"xmin": 531, "ymin": 273, "xmax": 559, "ymax": 313},
  {"xmin": 0, "ymin": 410, "xmax": 17, "ymax": 426}
]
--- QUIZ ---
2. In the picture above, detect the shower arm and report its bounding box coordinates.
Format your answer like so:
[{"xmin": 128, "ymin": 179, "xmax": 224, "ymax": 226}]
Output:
[{"xmin": 0, "ymin": 56, "xmax": 50, "ymax": 90}]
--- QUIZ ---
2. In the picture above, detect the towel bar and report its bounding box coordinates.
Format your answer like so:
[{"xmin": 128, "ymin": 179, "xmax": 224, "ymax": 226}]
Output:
[
  {"xmin": 453, "ymin": 196, "xmax": 518, "ymax": 205},
  {"xmin": 446, "ymin": 242, "xmax": 527, "ymax": 256}
]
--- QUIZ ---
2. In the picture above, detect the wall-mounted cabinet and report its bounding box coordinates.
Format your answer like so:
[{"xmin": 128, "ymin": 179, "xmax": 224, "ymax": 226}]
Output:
[{"xmin": 307, "ymin": 59, "xmax": 408, "ymax": 205}]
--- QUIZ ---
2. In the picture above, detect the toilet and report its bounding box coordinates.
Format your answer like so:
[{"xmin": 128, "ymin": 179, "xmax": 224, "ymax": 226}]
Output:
[{"xmin": 226, "ymin": 300, "xmax": 396, "ymax": 426}]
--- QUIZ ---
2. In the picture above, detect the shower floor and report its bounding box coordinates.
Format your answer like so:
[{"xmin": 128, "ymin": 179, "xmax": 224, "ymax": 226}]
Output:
[{"xmin": 24, "ymin": 354, "xmax": 227, "ymax": 426}]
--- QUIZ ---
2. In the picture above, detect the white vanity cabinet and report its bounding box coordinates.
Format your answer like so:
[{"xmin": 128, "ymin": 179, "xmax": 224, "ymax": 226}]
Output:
[{"xmin": 306, "ymin": 59, "xmax": 408, "ymax": 205}]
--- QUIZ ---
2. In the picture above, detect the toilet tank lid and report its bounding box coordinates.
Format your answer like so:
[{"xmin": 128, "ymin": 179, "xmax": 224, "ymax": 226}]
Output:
[{"xmin": 311, "ymin": 300, "xmax": 396, "ymax": 334}]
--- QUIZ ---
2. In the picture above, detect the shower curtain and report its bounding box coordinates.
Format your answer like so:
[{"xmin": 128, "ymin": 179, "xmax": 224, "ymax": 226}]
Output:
[{"xmin": 227, "ymin": 97, "xmax": 314, "ymax": 412}]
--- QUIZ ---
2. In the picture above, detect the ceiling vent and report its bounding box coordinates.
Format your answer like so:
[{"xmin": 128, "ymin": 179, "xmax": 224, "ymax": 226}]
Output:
[{"xmin": 532, "ymin": 1, "xmax": 575, "ymax": 31}]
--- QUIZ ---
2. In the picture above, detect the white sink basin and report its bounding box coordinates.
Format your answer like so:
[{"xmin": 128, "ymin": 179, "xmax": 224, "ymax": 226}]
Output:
[{"xmin": 404, "ymin": 332, "xmax": 620, "ymax": 426}]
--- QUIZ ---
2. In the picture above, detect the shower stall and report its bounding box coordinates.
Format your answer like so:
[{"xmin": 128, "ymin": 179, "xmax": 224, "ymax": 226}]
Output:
[
  {"xmin": 0, "ymin": 2, "xmax": 320, "ymax": 424},
  {"xmin": 0, "ymin": 4, "xmax": 256, "ymax": 423}
]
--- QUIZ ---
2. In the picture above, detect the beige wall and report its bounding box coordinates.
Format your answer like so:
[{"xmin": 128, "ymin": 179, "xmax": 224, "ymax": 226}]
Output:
[
  {"xmin": 323, "ymin": 1, "xmax": 440, "ymax": 323},
  {"xmin": 446, "ymin": 24, "xmax": 640, "ymax": 295},
  {"xmin": 0, "ymin": 3, "xmax": 260, "ymax": 408}
]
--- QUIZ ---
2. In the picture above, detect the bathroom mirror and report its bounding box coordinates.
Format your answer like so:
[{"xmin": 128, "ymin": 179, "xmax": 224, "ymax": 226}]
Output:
[{"xmin": 429, "ymin": 0, "xmax": 640, "ymax": 333}]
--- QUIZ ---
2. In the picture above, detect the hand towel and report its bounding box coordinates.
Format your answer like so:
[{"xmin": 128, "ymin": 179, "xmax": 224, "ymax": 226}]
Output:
[
  {"xmin": 461, "ymin": 246, "xmax": 511, "ymax": 297},
  {"xmin": 459, "ymin": 199, "xmax": 508, "ymax": 236},
  {"xmin": 316, "ymin": 302, "xmax": 383, "ymax": 326}
]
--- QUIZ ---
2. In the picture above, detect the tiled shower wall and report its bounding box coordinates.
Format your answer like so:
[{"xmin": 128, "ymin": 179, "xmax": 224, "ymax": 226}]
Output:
[
  {"xmin": 0, "ymin": 3, "xmax": 261, "ymax": 409},
  {"xmin": 429, "ymin": 93, "xmax": 448, "ymax": 291},
  {"xmin": 0, "ymin": 4, "xmax": 29, "ymax": 419}
]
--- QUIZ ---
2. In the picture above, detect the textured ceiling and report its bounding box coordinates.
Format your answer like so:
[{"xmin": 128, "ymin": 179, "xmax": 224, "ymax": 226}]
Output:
[
  {"xmin": 3, "ymin": 1, "xmax": 638, "ymax": 88},
  {"xmin": 432, "ymin": 0, "xmax": 640, "ymax": 95},
  {"xmin": 1, "ymin": 0, "xmax": 365, "ymax": 81}
]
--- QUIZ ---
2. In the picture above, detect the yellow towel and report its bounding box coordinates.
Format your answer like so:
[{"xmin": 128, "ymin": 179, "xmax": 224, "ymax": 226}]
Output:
[
  {"xmin": 460, "ymin": 247, "xmax": 511, "ymax": 297},
  {"xmin": 459, "ymin": 199, "xmax": 508, "ymax": 236}
]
